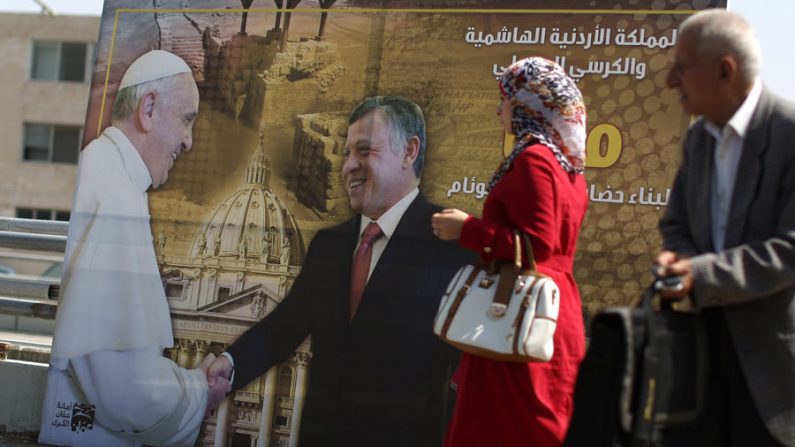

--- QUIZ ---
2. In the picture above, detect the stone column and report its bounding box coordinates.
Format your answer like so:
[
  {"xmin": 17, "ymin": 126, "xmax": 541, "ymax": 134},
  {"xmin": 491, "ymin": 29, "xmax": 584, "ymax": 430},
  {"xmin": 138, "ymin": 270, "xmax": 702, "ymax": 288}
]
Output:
[
  {"xmin": 236, "ymin": 271, "xmax": 245, "ymax": 291},
  {"xmin": 189, "ymin": 268, "xmax": 202, "ymax": 304},
  {"xmin": 184, "ymin": 341, "xmax": 199, "ymax": 369},
  {"xmin": 194, "ymin": 340, "xmax": 209, "ymax": 368},
  {"xmin": 213, "ymin": 397, "xmax": 230, "ymax": 447},
  {"xmin": 205, "ymin": 268, "xmax": 218, "ymax": 307},
  {"xmin": 288, "ymin": 352, "xmax": 311, "ymax": 447},
  {"xmin": 257, "ymin": 368, "xmax": 277, "ymax": 447},
  {"xmin": 177, "ymin": 340, "xmax": 191, "ymax": 368}
]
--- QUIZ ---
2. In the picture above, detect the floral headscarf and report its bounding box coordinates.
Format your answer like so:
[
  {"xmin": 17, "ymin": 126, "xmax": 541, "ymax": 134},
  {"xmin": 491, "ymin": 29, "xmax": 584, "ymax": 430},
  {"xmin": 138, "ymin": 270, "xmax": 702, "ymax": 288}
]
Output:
[{"xmin": 489, "ymin": 57, "xmax": 586, "ymax": 191}]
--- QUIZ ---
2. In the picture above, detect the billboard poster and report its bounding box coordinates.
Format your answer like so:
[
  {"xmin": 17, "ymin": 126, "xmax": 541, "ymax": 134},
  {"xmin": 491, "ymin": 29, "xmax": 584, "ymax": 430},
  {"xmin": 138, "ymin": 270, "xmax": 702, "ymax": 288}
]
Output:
[{"xmin": 54, "ymin": 0, "xmax": 726, "ymax": 445}]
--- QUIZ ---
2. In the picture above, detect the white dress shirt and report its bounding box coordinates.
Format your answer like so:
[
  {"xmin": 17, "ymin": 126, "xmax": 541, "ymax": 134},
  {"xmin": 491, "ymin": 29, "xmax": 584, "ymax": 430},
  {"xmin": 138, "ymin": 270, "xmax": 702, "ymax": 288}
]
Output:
[
  {"xmin": 357, "ymin": 187, "xmax": 419, "ymax": 280},
  {"xmin": 704, "ymin": 78, "xmax": 763, "ymax": 251}
]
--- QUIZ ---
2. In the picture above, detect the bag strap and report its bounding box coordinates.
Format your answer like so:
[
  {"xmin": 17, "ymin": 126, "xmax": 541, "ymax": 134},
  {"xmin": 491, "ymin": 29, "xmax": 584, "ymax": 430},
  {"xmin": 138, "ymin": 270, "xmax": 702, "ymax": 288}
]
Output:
[
  {"xmin": 491, "ymin": 230, "xmax": 540, "ymax": 308},
  {"xmin": 440, "ymin": 266, "xmax": 482, "ymax": 338},
  {"xmin": 518, "ymin": 231, "xmax": 539, "ymax": 272},
  {"xmin": 631, "ymin": 282, "xmax": 666, "ymax": 446},
  {"xmin": 638, "ymin": 285, "xmax": 673, "ymax": 312}
]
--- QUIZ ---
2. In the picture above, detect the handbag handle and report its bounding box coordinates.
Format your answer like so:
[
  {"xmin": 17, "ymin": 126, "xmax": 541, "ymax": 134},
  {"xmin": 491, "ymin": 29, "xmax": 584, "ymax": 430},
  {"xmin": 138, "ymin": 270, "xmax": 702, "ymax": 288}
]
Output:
[
  {"xmin": 515, "ymin": 230, "xmax": 538, "ymax": 273},
  {"xmin": 491, "ymin": 230, "xmax": 540, "ymax": 314}
]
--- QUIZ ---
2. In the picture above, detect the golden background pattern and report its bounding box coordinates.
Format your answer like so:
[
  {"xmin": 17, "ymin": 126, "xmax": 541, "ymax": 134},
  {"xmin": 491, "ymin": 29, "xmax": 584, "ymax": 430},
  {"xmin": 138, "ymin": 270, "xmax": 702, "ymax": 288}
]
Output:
[{"xmin": 84, "ymin": 0, "xmax": 727, "ymax": 326}]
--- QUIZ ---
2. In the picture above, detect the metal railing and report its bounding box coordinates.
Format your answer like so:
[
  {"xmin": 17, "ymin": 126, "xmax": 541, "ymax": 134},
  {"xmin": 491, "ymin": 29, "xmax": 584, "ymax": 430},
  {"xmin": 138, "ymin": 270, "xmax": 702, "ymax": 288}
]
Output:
[
  {"xmin": 0, "ymin": 217, "xmax": 68, "ymax": 236},
  {"xmin": 0, "ymin": 217, "xmax": 64, "ymax": 319},
  {"xmin": 0, "ymin": 216, "xmax": 67, "ymax": 254},
  {"xmin": 0, "ymin": 296, "xmax": 57, "ymax": 320},
  {"xmin": 0, "ymin": 276, "xmax": 59, "ymax": 300}
]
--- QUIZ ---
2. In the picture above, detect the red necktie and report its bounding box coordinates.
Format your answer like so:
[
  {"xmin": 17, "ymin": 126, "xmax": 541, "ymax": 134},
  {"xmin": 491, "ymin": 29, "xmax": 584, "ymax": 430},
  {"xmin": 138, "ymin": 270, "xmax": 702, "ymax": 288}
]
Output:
[{"xmin": 349, "ymin": 222, "xmax": 383, "ymax": 320}]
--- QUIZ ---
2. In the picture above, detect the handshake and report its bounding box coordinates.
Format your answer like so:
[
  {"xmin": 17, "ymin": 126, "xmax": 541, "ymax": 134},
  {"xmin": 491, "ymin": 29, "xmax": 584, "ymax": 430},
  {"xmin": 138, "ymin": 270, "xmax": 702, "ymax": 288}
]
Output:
[{"xmin": 196, "ymin": 353, "xmax": 235, "ymax": 413}]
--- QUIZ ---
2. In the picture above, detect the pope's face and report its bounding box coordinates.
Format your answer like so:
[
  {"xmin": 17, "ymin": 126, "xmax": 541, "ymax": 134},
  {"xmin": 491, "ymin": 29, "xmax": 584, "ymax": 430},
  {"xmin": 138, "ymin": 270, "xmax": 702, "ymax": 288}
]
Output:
[
  {"xmin": 342, "ymin": 109, "xmax": 412, "ymax": 220},
  {"xmin": 148, "ymin": 74, "xmax": 199, "ymax": 188}
]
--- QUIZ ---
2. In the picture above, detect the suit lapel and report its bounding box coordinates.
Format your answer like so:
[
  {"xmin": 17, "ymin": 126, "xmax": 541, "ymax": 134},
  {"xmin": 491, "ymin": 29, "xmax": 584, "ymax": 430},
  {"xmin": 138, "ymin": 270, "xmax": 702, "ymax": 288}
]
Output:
[
  {"xmin": 724, "ymin": 90, "xmax": 772, "ymax": 248},
  {"xmin": 352, "ymin": 194, "xmax": 432, "ymax": 321},
  {"xmin": 367, "ymin": 194, "xmax": 431, "ymax": 283},
  {"xmin": 690, "ymin": 128, "xmax": 716, "ymax": 252}
]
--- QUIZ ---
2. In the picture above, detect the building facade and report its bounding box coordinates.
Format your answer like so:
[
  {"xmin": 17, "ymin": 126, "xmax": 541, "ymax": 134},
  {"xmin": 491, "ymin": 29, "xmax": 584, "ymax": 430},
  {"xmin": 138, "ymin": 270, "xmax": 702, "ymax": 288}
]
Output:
[
  {"xmin": 159, "ymin": 135, "xmax": 308, "ymax": 447},
  {"xmin": 0, "ymin": 12, "xmax": 99, "ymax": 330},
  {"xmin": 0, "ymin": 13, "xmax": 99, "ymax": 221}
]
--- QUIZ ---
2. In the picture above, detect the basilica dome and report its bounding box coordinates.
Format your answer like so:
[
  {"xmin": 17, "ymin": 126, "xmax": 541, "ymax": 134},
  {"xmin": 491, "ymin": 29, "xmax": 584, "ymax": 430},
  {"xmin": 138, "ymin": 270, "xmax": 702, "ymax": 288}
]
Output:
[{"xmin": 191, "ymin": 135, "xmax": 304, "ymax": 266}]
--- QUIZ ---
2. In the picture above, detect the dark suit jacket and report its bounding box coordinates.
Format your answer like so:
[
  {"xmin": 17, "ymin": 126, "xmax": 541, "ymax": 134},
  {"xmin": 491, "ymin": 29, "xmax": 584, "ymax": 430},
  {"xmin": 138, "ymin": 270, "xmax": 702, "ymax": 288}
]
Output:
[
  {"xmin": 659, "ymin": 89, "xmax": 795, "ymax": 445},
  {"xmin": 227, "ymin": 193, "xmax": 474, "ymax": 447}
]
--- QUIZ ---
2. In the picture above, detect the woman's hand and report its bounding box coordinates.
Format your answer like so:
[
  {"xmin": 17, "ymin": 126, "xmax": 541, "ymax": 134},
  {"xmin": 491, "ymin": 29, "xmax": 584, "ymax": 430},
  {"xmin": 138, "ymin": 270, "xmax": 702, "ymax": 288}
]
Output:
[{"xmin": 431, "ymin": 208, "xmax": 469, "ymax": 241}]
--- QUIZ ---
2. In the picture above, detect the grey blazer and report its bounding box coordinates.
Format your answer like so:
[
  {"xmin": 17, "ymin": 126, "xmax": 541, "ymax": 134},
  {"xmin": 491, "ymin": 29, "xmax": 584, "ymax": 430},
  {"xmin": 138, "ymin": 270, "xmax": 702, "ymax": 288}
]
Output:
[{"xmin": 659, "ymin": 88, "xmax": 795, "ymax": 445}]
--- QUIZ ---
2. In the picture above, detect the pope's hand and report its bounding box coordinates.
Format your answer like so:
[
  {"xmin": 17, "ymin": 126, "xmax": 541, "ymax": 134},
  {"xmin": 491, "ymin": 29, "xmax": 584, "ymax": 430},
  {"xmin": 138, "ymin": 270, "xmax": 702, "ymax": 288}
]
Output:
[{"xmin": 198, "ymin": 354, "xmax": 232, "ymax": 413}]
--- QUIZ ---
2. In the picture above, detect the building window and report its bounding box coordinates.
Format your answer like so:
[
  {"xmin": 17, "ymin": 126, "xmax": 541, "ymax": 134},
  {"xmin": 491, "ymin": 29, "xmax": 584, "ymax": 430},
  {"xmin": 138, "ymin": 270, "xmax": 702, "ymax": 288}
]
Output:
[
  {"xmin": 274, "ymin": 415, "xmax": 289, "ymax": 429},
  {"xmin": 23, "ymin": 123, "xmax": 81, "ymax": 163},
  {"xmin": 217, "ymin": 286, "xmax": 231, "ymax": 302},
  {"xmin": 165, "ymin": 283, "xmax": 185, "ymax": 299},
  {"xmin": 16, "ymin": 208, "xmax": 70, "ymax": 221},
  {"xmin": 30, "ymin": 41, "xmax": 92, "ymax": 83}
]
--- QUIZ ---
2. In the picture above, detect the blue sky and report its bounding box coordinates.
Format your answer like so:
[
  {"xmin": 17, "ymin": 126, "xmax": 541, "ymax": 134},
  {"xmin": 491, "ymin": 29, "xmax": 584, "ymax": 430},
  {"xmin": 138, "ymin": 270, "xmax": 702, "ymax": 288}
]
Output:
[
  {"xmin": 2, "ymin": 0, "xmax": 793, "ymax": 101},
  {"xmin": 730, "ymin": 0, "xmax": 795, "ymax": 101}
]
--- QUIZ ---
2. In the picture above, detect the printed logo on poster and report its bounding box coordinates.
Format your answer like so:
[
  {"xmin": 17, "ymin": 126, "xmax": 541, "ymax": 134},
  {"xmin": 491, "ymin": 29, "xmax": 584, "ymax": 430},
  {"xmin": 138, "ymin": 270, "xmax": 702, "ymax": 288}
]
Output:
[{"xmin": 49, "ymin": 400, "xmax": 96, "ymax": 432}]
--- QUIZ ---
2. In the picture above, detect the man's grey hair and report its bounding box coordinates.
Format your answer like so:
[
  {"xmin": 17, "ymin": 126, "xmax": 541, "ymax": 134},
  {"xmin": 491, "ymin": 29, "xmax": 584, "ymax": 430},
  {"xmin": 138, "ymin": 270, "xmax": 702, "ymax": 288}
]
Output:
[
  {"xmin": 348, "ymin": 96, "xmax": 426, "ymax": 178},
  {"xmin": 680, "ymin": 9, "xmax": 761, "ymax": 83},
  {"xmin": 111, "ymin": 75, "xmax": 184, "ymax": 122}
]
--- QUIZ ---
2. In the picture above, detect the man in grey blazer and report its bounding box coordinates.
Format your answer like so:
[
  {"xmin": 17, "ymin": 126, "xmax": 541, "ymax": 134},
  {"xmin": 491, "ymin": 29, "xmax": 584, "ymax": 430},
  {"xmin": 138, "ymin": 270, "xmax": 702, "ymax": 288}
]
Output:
[{"xmin": 655, "ymin": 9, "xmax": 795, "ymax": 447}]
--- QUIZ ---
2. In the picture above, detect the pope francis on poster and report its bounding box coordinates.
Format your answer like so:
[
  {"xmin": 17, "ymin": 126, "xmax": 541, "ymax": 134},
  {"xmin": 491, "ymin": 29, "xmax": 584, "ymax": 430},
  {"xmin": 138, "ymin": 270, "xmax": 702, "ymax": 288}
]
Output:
[{"xmin": 39, "ymin": 50, "xmax": 229, "ymax": 447}]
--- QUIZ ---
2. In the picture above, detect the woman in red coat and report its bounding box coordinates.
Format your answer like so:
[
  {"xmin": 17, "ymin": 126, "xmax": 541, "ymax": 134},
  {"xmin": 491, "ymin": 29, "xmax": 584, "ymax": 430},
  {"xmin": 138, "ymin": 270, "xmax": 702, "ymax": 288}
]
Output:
[{"xmin": 432, "ymin": 57, "xmax": 589, "ymax": 447}]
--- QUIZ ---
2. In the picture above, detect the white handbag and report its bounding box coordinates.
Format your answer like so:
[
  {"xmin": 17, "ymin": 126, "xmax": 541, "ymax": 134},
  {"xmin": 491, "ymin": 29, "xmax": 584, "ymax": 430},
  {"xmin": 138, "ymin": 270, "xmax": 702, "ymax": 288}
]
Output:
[{"xmin": 434, "ymin": 230, "xmax": 560, "ymax": 362}]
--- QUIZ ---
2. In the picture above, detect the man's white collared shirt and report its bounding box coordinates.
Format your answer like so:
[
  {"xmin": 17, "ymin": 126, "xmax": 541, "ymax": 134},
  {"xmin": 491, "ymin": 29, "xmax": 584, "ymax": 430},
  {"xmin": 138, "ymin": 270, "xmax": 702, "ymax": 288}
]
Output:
[
  {"xmin": 357, "ymin": 187, "xmax": 419, "ymax": 280},
  {"xmin": 704, "ymin": 78, "xmax": 763, "ymax": 251}
]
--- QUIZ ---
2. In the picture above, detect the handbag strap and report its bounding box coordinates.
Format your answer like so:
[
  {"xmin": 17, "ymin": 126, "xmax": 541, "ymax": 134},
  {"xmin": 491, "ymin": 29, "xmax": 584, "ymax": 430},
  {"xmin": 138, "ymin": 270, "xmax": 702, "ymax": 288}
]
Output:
[
  {"xmin": 440, "ymin": 266, "xmax": 482, "ymax": 338},
  {"xmin": 518, "ymin": 231, "xmax": 538, "ymax": 272},
  {"xmin": 492, "ymin": 230, "xmax": 540, "ymax": 309}
]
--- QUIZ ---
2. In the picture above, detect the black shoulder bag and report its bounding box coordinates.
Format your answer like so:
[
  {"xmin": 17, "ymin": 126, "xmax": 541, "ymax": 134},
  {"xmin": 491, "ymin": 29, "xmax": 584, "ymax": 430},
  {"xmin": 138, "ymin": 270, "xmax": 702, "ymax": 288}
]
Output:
[{"xmin": 564, "ymin": 282, "xmax": 709, "ymax": 447}]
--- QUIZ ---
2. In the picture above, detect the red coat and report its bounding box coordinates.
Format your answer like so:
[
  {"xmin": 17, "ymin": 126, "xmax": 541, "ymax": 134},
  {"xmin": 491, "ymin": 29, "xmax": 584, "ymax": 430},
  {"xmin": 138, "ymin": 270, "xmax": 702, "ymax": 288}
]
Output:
[{"xmin": 444, "ymin": 144, "xmax": 588, "ymax": 447}]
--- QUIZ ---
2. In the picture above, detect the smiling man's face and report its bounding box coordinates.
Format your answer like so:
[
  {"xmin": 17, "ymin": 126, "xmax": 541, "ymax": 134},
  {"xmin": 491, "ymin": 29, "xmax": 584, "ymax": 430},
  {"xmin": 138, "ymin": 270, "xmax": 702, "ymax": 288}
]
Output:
[{"xmin": 342, "ymin": 109, "xmax": 413, "ymax": 220}]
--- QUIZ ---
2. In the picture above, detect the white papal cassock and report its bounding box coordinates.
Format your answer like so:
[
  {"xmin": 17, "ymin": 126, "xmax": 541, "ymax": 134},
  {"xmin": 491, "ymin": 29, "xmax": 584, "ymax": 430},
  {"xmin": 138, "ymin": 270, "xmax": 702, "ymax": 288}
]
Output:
[{"xmin": 49, "ymin": 127, "xmax": 207, "ymax": 446}]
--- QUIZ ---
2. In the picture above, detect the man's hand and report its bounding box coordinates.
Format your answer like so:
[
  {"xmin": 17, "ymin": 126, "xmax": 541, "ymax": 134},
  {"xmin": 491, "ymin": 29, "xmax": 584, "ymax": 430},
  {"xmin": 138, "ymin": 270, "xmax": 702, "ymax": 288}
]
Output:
[
  {"xmin": 431, "ymin": 208, "xmax": 469, "ymax": 241},
  {"xmin": 653, "ymin": 250, "xmax": 694, "ymax": 300},
  {"xmin": 198, "ymin": 354, "xmax": 233, "ymax": 413}
]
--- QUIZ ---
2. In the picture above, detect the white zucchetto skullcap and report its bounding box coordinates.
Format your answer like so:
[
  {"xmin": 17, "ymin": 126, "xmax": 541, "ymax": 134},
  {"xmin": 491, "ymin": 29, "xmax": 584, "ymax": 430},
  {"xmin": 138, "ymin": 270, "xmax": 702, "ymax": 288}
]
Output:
[{"xmin": 118, "ymin": 50, "xmax": 192, "ymax": 89}]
